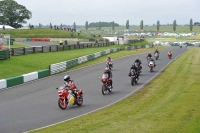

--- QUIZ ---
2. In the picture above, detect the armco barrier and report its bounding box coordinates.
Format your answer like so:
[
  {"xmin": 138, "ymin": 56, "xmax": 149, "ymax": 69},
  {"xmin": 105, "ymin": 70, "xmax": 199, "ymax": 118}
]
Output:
[{"xmin": 49, "ymin": 48, "xmax": 120, "ymax": 75}]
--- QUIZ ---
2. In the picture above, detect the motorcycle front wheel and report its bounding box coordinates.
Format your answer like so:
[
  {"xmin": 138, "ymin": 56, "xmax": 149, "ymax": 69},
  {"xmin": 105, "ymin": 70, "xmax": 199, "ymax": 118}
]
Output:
[
  {"xmin": 102, "ymin": 86, "xmax": 107, "ymax": 95},
  {"xmin": 58, "ymin": 98, "xmax": 68, "ymax": 110},
  {"xmin": 131, "ymin": 77, "xmax": 135, "ymax": 86}
]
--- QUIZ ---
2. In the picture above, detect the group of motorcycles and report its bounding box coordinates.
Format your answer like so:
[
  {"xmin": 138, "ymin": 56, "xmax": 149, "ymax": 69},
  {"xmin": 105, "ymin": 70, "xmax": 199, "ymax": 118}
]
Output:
[{"xmin": 56, "ymin": 50, "xmax": 173, "ymax": 110}]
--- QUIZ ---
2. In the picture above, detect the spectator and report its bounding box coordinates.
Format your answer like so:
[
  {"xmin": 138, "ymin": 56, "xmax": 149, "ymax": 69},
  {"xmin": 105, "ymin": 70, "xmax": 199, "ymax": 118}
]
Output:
[
  {"xmin": 3, "ymin": 25, "xmax": 5, "ymax": 30},
  {"xmin": 77, "ymin": 40, "xmax": 80, "ymax": 44},
  {"xmin": 64, "ymin": 40, "xmax": 68, "ymax": 45},
  {"xmin": 78, "ymin": 32, "xmax": 80, "ymax": 36}
]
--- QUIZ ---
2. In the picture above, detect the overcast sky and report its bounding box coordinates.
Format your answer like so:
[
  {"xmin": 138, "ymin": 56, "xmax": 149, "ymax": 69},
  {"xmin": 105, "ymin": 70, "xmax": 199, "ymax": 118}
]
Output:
[{"xmin": 15, "ymin": 0, "xmax": 200, "ymax": 26}]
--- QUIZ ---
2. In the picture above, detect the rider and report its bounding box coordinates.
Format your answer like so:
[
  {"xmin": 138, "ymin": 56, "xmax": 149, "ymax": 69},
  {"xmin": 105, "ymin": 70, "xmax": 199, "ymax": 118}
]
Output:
[
  {"xmin": 129, "ymin": 63, "xmax": 139, "ymax": 79},
  {"xmin": 147, "ymin": 52, "xmax": 152, "ymax": 58},
  {"xmin": 106, "ymin": 55, "xmax": 113, "ymax": 67},
  {"xmin": 103, "ymin": 67, "xmax": 113, "ymax": 88},
  {"xmin": 134, "ymin": 58, "xmax": 142, "ymax": 70},
  {"xmin": 64, "ymin": 75, "xmax": 77, "ymax": 98},
  {"xmin": 168, "ymin": 50, "xmax": 172, "ymax": 56},
  {"xmin": 154, "ymin": 49, "xmax": 160, "ymax": 56},
  {"xmin": 149, "ymin": 57, "xmax": 156, "ymax": 67}
]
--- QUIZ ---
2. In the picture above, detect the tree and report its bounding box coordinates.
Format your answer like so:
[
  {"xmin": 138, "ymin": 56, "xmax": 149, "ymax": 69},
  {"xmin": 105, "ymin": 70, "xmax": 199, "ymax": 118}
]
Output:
[
  {"xmin": 73, "ymin": 22, "xmax": 76, "ymax": 29},
  {"xmin": 60, "ymin": 23, "xmax": 63, "ymax": 30},
  {"xmin": 0, "ymin": 0, "xmax": 32, "ymax": 28},
  {"xmin": 112, "ymin": 21, "xmax": 114, "ymax": 30},
  {"xmin": 140, "ymin": 20, "xmax": 143, "ymax": 30},
  {"xmin": 39, "ymin": 23, "xmax": 42, "ymax": 28},
  {"xmin": 126, "ymin": 20, "xmax": 129, "ymax": 29},
  {"xmin": 190, "ymin": 19, "xmax": 193, "ymax": 31},
  {"xmin": 99, "ymin": 21, "xmax": 101, "ymax": 30},
  {"xmin": 50, "ymin": 23, "xmax": 52, "ymax": 29},
  {"xmin": 173, "ymin": 20, "xmax": 177, "ymax": 31},
  {"xmin": 85, "ymin": 21, "xmax": 88, "ymax": 31},
  {"xmin": 157, "ymin": 20, "xmax": 160, "ymax": 31}
]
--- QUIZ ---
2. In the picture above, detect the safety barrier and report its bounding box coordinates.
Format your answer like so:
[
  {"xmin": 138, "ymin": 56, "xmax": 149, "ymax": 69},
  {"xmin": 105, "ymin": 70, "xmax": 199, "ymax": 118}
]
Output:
[
  {"xmin": 10, "ymin": 42, "xmax": 114, "ymax": 56},
  {"xmin": 0, "ymin": 69, "xmax": 50, "ymax": 89},
  {"xmin": 0, "ymin": 49, "xmax": 10, "ymax": 60},
  {"xmin": 49, "ymin": 48, "xmax": 120, "ymax": 75}
]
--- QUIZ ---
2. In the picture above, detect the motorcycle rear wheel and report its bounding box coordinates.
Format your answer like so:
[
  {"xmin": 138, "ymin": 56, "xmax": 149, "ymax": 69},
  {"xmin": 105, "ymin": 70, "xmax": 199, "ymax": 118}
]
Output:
[
  {"xmin": 77, "ymin": 94, "xmax": 83, "ymax": 106},
  {"xmin": 58, "ymin": 98, "xmax": 68, "ymax": 110}
]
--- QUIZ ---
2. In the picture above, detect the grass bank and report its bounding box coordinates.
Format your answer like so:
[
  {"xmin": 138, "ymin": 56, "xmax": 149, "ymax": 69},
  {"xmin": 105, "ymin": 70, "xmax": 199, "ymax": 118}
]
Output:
[
  {"xmin": 0, "ymin": 28, "xmax": 100, "ymax": 39},
  {"xmin": 0, "ymin": 44, "xmax": 162, "ymax": 79},
  {"xmin": 30, "ymin": 48, "xmax": 200, "ymax": 133}
]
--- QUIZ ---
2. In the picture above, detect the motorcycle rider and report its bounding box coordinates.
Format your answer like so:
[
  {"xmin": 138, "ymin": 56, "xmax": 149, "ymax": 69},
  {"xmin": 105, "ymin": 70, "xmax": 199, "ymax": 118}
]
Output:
[
  {"xmin": 147, "ymin": 52, "xmax": 152, "ymax": 58},
  {"xmin": 129, "ymin": 63, "xmax": 139, "ymax": 79},
  {"xmin": 103, "ymin": 67, "xmax": 113, "ymax": 88},
  {"xmin": 149, "ymin": 57, "xmax": 156, "ymax": 67},
  {"xmin": 64, "ymin": 75, "xmax": 77, "ymax": 99},
  {"xmin": 154, "ymin": 49, "xmax": 160, "ymax": 57},
  {"xmin": 106, "ymin": 55, "xmax": 113, "ymax": 67},
  {"xmin": 134, "ymin": 58, "xmax": 142, "ymax": 70},
  {"xmin": 168, "ymin": 50, "xmax": 172, "ymax": 55}
]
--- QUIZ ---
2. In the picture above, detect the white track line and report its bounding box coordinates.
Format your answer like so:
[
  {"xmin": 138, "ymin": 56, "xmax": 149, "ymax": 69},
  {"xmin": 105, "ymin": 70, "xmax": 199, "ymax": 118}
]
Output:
[{"xmin": 25, "ymin": 48, "xmax": 187, "ymax": 132}]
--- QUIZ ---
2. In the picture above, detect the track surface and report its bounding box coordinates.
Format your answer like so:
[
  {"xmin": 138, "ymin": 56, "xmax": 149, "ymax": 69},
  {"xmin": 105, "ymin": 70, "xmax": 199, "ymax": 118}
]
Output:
[{"xmin": 0, "ymin": 46, "xmax": 187, "ymax": 133}]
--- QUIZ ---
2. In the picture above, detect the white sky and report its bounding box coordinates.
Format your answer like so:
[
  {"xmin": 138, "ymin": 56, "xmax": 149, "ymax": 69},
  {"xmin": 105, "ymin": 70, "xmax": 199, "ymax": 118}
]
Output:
[{"xmin": 15, "ymin": 0, "xmax": 200, "ymax": 26}]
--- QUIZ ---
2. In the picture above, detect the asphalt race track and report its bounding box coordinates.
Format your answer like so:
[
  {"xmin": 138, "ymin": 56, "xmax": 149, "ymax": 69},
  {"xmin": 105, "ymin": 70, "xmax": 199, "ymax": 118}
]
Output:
[{"xmin": 0, "ymin": 46, "xmax": 187, "ymax": 133}]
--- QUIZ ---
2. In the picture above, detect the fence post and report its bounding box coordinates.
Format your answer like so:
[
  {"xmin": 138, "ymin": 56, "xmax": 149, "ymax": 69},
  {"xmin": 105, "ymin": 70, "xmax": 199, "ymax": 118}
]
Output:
[
  {"xmin": 23, "ymin": 47, "xmax": 26, "ymax": 55},
  {"xmin": 33, "ymin": 47, "xmax": 36, "ymax": 53},
  {"xmin": 57, "ymin": 45, "xmax": 58, "ymax": 51},
  {"xmin": 12, "ymin": 48, "xmax": 14, "ymax": 56},
  {"xmin": 42, "ymin": 46, "xmax": 44, "ymax": 52},
  {"xmin": 50, "ymin": 46, "xmax": 51, "ymax": 52}
]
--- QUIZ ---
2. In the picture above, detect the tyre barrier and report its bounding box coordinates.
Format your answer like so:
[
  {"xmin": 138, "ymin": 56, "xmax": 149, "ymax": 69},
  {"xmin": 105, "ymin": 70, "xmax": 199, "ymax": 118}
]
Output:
[{"xmin": 29, "ymin": 38, "xmax": 50, "ymax": 42}]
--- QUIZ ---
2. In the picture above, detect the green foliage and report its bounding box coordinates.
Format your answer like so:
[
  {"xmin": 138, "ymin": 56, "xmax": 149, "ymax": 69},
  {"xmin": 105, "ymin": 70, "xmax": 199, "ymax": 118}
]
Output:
[
  {"xmin": 0, "ymin": 0, "xmax": 32, "ymax": 28},
  {"xmin": 50, "ymin": 23, "xmax": 52, "ymax": 29},
  {"xmin": 73, "ymin": 22, "xmax": 76, "ymax": 29},
  {"xmin": 85, "ymin": 21, "xmax": 88, "ymax": 31},
  {"xmin": 173, "ymin": 20, "xmax": 177, "ymax": 31},
  {"xmin": 126, "ymin": 20, "xmax": 129, "ymax": 29},
  {"xmin": 140, "ymin": 20, "xmax": 144, "ymax": 30},
  {"xmin": 190, "ymin": 19, "xmax": 193, "ymax": 31},
  {"xmin": 112, "ymin": 21, "xmax": 114, "ymax": 30},
  {"xmin": 157, "ymin": 20, "xmax": 160, "ymax": 31},
  {"xmin": 89, "ymin": 22, "xmax": 119, "ymax": 27}
]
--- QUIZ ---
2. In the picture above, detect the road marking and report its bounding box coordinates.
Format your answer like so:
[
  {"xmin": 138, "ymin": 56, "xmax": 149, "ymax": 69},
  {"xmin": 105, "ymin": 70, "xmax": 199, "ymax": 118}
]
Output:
[{"xmin": 26, "ymin": 48, "xmax": 187, "ymax": 132}]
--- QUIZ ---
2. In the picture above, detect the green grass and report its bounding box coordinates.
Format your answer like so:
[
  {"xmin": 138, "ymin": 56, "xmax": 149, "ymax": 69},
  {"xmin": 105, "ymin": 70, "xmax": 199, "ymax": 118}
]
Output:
[
  {"xmin": 79, "ymin": 26, "xmax": 200, "ymax": 33},
  {"xmin": 0, "ymin": 42, "xmax": 157, "ymax": 79},
  {"xmin": 30, "ymin": 48, "xmax": 200, "ymax": 133},
  {"xmin": 0, "ymin": 28, "xmax": 101, "ymax": 39}
]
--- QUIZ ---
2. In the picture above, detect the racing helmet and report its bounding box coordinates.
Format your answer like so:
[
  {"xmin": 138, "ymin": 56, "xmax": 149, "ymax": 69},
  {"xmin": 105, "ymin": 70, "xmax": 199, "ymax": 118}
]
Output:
[
  {"xmin": 64, "ymin": 75, "xmax": 70, "ymax": 82},
  {"xmin": 104, "ymin": 67, "xmax": 109, "ymax": 72}
]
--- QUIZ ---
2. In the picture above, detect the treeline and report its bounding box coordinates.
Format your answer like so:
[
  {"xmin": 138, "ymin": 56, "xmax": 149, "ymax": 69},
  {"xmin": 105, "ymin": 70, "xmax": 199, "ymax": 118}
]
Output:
[{"xmin": 88, "ymin": 22, "xmax": 119, "ymax": 28}]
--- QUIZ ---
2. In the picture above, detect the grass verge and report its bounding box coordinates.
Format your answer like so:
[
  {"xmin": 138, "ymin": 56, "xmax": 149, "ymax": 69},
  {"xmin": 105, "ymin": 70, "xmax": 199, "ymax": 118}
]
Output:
[{"xmin": 30, "ymin": 48, "xmax": 200, "ymax": 133}]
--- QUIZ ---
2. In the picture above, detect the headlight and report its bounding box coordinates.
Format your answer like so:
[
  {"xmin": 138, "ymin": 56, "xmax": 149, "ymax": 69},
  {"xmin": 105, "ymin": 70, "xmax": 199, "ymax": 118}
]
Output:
[{"xmin": 131, "ymin": 72, "xmax": 134, "ymax": 75}]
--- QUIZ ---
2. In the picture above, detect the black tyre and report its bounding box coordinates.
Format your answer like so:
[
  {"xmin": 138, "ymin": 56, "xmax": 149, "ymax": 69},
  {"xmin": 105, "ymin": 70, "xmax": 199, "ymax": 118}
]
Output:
[
  {"xmin": 131, "ymin": 78, "xmax": 135, "ymax": 86},
  {"xmin": 102, "ymin": 86, "xmax": 106, "ymax": 95},
  {"xmin": 77, "ymin": 94, "xmax": 83, "ymax": 106},
  {"xmin": 58, "ymin": 98, "xmax": 68, "ymax": 110}
]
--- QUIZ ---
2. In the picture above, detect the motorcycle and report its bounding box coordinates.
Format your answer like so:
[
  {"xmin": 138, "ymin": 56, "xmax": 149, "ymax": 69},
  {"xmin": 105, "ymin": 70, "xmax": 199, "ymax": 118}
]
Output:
[
  {"xmin": 106, "ymin": 61, "xmax": 113, "ymax": 70},
  {"xmin": 180, "ymin": 45, "xmax": 182, "ymax": 48},
  {"xmin": 56, "ymin": 85, "xmax": 83, "ymax": 110},
  {"xmin": 168, "ymin": 54, "xmax": 172, "ymax": 59},
  {"xmin": 134, "ymin": 62, "xmax": 142, "ymax": 75},
  {"xmin": 146, "ymin": 57, "xmax": 151, "ymax": 64},
  {"xmin": 148, "ymin": 61, "xmax": 155, "ymax": 72},
  {"xmin": 154, "ymin": 53, "xmax": 159, "ymax": 60},
  {"xmin": 129, "ymin": 69, "xmax": 138, "ymax": 86},
  {"xmin": 100, "ymin": 73, "xmax": 112, "ymax": 95}
]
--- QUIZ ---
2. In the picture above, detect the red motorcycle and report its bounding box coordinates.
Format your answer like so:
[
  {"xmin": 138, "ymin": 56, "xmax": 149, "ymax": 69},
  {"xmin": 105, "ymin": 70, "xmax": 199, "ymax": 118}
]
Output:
[
  {"xmin": 168, "ymin": 54, "xmax": 172, "ymax": 59},
  {"xmin": 100, "ymin": 73, "xmax": 112, "ymax": 95},
  {"xmin": 56, "ymin": 84, "xmax": 83, "ymax": 110}
]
